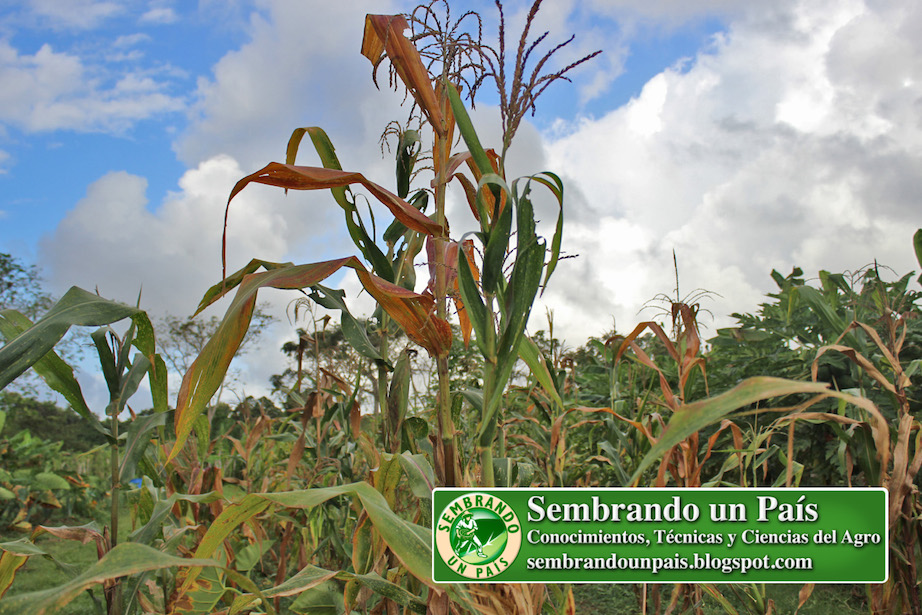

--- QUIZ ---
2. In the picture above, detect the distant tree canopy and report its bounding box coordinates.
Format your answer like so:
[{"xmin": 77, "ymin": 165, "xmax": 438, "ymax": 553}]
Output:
[
  {"xmin": 0, "ymin": 391, "xmax": 107, "ymax": 452},
  {"xmin": 0, "ymin": 252, "xmax": 54, "ymax": 321}
]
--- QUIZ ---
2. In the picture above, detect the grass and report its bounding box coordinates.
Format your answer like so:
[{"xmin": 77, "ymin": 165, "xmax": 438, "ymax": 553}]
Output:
[{"xmin": 1, "ymin": 497, "xmax": 130, "ymax": 615}]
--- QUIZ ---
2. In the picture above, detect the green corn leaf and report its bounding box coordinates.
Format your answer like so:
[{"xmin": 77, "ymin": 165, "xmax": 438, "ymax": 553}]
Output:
[
  {"xmin": 518, "ymin": 335, "xmax": 564, "ymax": 411},
  {"xmin": 384, "ymin": 190, "xmax": 428, "ymax": 245},
  {"xmin": 350, "ymin": 515, "xmax": 374, "ymax": 576},
  {"xmin": 396, "ymin": 452, "xmax": 436, "ymax": 500},
  {"xmin": 484, "ymin": 237, "xmax": 545, "ymax": 445},
  {"xmin": 914, "ymin": 229, "xmax": 922, "ymax": 284},
  {"xmin": 493, "ymin": 457, "xmax": 515, "ymax": 487},
  {"xmin": 387, "ymin": 350, "xmax": 412, "ymax": 449},
  {"xmin": 288, "ymin": 581, "xmax": 343, "ymax": 614},
  {"xmin": 341, "ymin": 570, "xmax": 426, "ymax": 613},
  {"xmin": 444, "ymin": 81, "xmax": 492, "ymax": 176},
  {"xmin": 481, "ymin": 176, "xmax": 514, "ymax": 295},
  {"xmin": 118, "ymin": 411, "xmax": 168, "ymax": 484},
  {"xmin": 629, "ymin": 377, "xmax": 839, "ymax": 484},
  {"xmin": 528, "ymin": 172, "xmax": 565, "ymax": 292},
  {"xmin": 112, "ymin": 353, "xmax": 150, "ymax": 419},
  {"xmin": 308, "ymin": 284, "xmax": 389, "ymax": 367},
  {"xmin": 229, "ymin": 565, "xmax": 340, "ymax": 614},
  {"xmin": 193, "ymin": 411, "xmax": 210, "ymax": 461},
  {"xmin": 176, "ymin": 494, "xmax": 272, "ymax": 594},
  {"xmin": 496, "ymin": 238, "xmax": 546, "ymax": 386},
  {"xmin": 262, "ymin": 481, "xmax": 433, "ymax": 587},
  {"xmin": 0, "ymin": 310, "xmax": 104, "ymax": 435},
  {"xmin": 196, "ymin": 259, "xmax": 290, "ymax": 314},
  {"xmin": 131, "ymin": 312, "xmax": 169, "ymax": 414},
  {"xmin": 396, "ymin": 129, "xmax": 421, "ymax": 198},
  {"xmin": 0, "ymin": 543, "xmax": 221, "ymax": 615},
  {"xmin": 176, "ymin": 566, "xmax": 226, "ymax": 615},
  {"xmin": 457, "ymin": 238, "xmax": 493, "ymax": 359},
  {"xmin": 91, "ymin": 327, "xmax": 120, "ymax": 398},
  {"xmin": 170, "ymin": 258, "xmax": 359, "ymax": 461},
  {"xmin": 0, "ymin": 287, "xmax": 138, "ymax": 390},
  {"xmin": 304, "ymin": 127, "xmax": 395, "ymax": 281}
]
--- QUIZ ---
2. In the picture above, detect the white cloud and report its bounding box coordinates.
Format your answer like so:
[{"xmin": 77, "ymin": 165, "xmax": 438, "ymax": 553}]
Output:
[
  {"xmin": 113, "ymin": 33, "xmax": 152, "ymax": 48},
  {"xmin": 140, "ymin": 8, "xmax": 178, "ymax": 24},
  {"xmin": 38, "ymin": 153, "xmax": 350, "ymax": 403},
  {"xmin": 0, "ymin": 40, "xmax": 184, "ymax": 133},
  {"xmin": 176, "ymin": 0, "xmax": 405, "ymax": 171},
  {"xmin": 27, "ymin": 0, "xmax": 123, "ymax": 30},
  {"xmin": 540, "ymin": 0, "xmax": 922, "ymax": 344}
]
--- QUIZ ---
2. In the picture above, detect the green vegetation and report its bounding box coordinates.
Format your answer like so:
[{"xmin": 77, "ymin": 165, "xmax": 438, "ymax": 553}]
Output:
[
  {"xmin": 1, "ymin": 392, "xmax": 108, "ymax": 452},
  {"xmin": 0, "ymin": 3, "xmax": 920, "ymax": 614}
]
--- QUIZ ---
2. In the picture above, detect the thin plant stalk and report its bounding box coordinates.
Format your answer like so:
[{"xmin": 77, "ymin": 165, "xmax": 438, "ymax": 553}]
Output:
[{"xmin": 432, "ymin": 98, "xmax": 459, "ymax": 487}]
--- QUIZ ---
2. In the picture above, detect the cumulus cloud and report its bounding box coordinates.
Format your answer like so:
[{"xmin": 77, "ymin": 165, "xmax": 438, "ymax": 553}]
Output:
[
  {"xmin": 540, "ymin": 0, "xmax": 922, "ymax": 343},
  {"xmin": 176, "ymin": 0, "xmax": 403, "ymax": 172},
  {"xmin": 0, "ymin": 40, "xmax": 184, "ymax": 133},
  {"xmin": 38, "ymin": 153, "xmax": 347, "ymax": 401}
]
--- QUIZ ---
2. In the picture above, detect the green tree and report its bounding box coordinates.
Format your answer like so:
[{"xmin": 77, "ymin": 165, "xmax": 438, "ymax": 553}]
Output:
[
  {"xmin": 0, "ymin": 253, "xmax": 85, "ymax": 399},
  {"xmin": 0, "ymin": 391, "xmax": 107, "ymax": 452},
  {"xmin": 0, "ymin": 253, "xmax": 53, "ymax": 320}
]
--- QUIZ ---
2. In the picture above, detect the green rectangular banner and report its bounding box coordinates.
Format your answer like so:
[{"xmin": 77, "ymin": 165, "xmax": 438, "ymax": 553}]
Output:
[{"xmin": 432, "ymin": 488, "xmax": 887, "ymax": 583}]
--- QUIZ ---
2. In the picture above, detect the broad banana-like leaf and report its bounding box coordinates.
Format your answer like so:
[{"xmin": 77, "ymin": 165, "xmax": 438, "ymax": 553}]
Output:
[{"xmin": 362, "ymin": 15, "xmax": 445, "ymax": 133}]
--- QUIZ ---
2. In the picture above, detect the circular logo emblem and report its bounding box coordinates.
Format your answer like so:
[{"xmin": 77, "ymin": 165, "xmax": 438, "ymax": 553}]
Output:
[{"xmin": 435, "ymin": 492, "xmax": 521, "ymax": 580}]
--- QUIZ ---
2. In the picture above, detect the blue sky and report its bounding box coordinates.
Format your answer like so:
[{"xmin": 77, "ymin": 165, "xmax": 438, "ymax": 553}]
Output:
[{"xmin": 2, "ymin": 0, "xmax": 921, "ymax": 405}]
